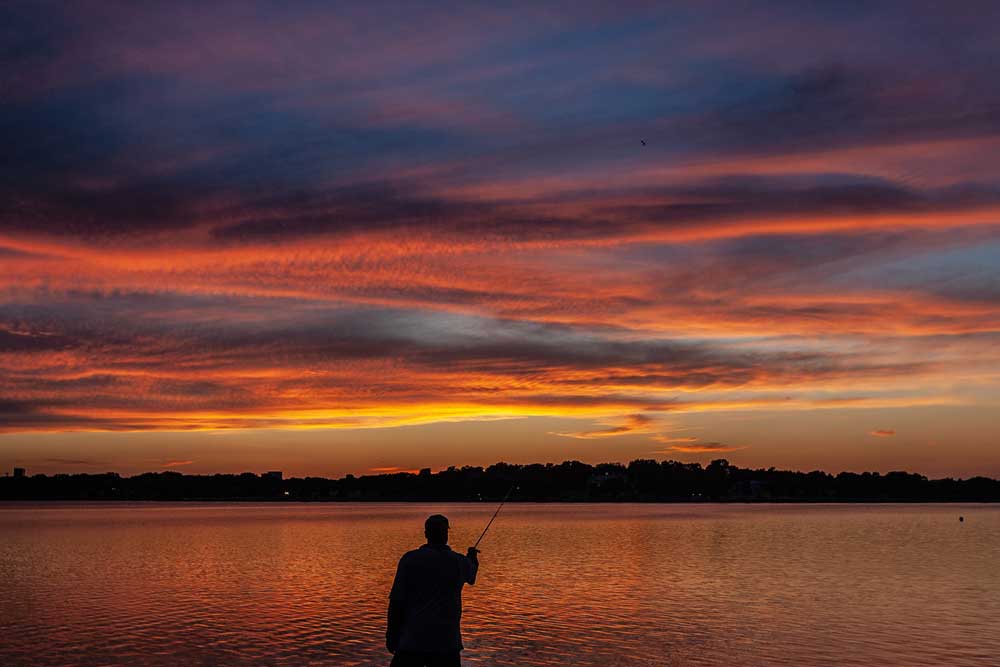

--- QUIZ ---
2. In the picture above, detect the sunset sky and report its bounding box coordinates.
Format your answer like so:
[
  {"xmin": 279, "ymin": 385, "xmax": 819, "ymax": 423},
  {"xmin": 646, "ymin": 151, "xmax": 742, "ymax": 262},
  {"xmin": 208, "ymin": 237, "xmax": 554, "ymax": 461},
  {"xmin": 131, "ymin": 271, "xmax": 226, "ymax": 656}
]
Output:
[{"xmin": 2, "ymin": 1, "xmax": 999, "ymax": 478}]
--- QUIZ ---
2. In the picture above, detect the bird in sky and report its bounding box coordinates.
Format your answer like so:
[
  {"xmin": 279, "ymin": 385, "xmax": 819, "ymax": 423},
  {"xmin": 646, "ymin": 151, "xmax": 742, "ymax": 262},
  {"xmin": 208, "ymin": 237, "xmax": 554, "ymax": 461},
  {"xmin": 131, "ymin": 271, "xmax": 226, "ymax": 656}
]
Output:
[{"xmin": 640, "ymin": 140, "xmax": 646, "ymax": 146}]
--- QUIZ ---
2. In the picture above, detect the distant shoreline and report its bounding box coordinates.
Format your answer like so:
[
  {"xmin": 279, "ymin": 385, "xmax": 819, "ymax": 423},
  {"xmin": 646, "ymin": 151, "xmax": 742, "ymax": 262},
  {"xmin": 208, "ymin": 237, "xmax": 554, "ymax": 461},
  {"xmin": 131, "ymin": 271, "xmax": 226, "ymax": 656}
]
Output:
[{"xmin": 5, "ymin": 458, "xmax": 1000, "ymax": 502}]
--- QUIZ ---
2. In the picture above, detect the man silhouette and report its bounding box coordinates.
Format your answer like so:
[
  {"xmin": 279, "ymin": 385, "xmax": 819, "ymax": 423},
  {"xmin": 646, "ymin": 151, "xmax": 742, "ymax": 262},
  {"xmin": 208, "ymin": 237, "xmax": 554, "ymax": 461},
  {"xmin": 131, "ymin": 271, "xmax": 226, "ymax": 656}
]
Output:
[{"xmin": 386, "ymin": 514, "xmax": 479, "ymax": 667}]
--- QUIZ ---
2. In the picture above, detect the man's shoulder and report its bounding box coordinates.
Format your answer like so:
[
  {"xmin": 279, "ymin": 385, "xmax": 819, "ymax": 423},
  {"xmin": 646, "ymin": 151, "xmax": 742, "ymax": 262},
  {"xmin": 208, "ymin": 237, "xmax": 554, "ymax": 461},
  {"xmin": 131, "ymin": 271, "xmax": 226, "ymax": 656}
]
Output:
[
  {"xmin": 400, "ymin": 544, "xmax": 465, "ymax": 565},
  {"xmin": 399, "ymin": 548, "xmax": 424, "ymax": 563},
  {"xmin": 400, "ymin": 545, "xmax": 447, "ymax": 560}
]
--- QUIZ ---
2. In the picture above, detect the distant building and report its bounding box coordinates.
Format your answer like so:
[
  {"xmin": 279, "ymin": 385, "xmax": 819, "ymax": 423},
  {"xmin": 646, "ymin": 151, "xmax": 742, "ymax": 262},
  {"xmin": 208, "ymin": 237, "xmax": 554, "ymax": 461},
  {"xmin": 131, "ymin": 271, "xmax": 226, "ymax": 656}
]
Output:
[
  {"xmin": 264, "ymin": 471, "xmax": 283, "ymax": 481},
  {"xmin": 13, "ymin": 467, "xmax": 26, "ymax": 478}
]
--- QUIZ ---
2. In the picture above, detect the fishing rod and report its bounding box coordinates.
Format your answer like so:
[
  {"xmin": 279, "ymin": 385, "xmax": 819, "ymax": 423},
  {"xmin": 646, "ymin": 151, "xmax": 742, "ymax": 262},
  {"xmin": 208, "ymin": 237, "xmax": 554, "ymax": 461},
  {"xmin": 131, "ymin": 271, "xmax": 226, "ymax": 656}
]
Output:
[{"xmin": 473, "ymin": 482, "xmax": 517, "ymax": 550}]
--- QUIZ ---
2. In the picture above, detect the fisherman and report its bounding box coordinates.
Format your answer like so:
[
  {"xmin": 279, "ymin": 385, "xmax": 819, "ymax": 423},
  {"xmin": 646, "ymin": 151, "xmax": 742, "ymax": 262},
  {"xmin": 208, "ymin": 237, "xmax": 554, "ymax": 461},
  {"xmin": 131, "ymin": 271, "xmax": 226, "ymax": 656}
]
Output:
[{"xmin": 386, "ymin": 514, "xmax": 479, "ymax": 667}]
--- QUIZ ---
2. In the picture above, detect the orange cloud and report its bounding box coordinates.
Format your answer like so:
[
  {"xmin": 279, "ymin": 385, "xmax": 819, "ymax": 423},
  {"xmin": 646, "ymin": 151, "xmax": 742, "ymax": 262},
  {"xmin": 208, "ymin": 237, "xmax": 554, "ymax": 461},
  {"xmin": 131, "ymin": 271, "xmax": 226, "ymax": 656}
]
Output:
[
  {"xmin": 652, "ymin": 433, "xmax": 746, "ymax": 454},
  {"xmin": 650, "ymin": 435, "xmax": 699, "ymax": 444},
  {"xmin": 553, "ymin": 414, "xmax": 654, "ymax": 439},
  {"xmin": 870, "ymin": 429, "xmax": 896, "ymax": 437},
  {"xmin": 369, "ymin": 466, "xmax": 422, "ymax": 474},
  {"xmin": 656, "ymin": 442, "xmax": 746, "ymax": 453}
]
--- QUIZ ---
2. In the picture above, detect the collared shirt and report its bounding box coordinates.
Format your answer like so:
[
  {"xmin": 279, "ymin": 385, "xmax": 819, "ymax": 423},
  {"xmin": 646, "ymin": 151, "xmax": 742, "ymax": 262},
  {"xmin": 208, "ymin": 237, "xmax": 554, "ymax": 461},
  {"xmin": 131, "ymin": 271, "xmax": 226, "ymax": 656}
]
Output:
[{"xmin": 389, "ymin": 544, "xmax": 478, "ymax": 653}]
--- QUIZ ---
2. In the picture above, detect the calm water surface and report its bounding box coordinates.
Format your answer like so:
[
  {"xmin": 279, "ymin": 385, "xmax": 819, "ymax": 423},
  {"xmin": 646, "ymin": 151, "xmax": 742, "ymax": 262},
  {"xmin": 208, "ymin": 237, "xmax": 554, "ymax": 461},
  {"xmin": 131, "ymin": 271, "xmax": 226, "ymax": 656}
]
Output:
[{"xmin": 1, "ymin": 503, "xmax": 998, "ymax": 666}]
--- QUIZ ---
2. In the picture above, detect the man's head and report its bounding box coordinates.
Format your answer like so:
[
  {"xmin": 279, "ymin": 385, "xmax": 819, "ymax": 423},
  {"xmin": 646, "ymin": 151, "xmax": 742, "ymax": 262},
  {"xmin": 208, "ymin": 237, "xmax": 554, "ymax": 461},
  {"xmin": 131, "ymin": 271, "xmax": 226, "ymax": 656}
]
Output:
[{"xmin": 424, "ymin": 514, "xmax": 449, "ymax": 545}]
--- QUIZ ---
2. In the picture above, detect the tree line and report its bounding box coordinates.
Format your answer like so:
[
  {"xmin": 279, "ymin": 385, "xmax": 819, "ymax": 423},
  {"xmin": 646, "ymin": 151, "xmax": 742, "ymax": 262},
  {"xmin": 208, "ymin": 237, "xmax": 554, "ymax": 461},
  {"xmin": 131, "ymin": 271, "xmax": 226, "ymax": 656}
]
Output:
[{"xmin": 3, "ymin": 459, "xmax": 999, "ymax": 501}]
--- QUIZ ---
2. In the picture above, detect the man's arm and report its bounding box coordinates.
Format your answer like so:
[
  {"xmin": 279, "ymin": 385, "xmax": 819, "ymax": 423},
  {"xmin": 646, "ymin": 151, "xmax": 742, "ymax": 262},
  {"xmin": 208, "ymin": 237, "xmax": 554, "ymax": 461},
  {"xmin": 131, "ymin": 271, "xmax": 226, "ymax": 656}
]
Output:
[
  {"xmin": 386, "ymin": 557, "xmax": 408, "ymax": 653},
  {"xmin": 465, "ymin": 547, "xmax": 479, "ymax": 585},
  {"xmin": 386, "ymin": 598, "xmax": 405, "ymax": 654}
]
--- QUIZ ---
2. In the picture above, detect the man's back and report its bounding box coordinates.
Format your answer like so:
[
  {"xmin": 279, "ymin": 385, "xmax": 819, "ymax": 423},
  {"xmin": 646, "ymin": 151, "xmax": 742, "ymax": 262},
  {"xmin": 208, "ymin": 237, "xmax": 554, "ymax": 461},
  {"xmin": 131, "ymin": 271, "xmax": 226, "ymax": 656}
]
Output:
[
  {"xmin": 389, "ymin": 544, "xmax": 477, "ymax": 653},
  {"xmin": 386, "ymin": 515, "xmax": 479, "ymax": 666}
]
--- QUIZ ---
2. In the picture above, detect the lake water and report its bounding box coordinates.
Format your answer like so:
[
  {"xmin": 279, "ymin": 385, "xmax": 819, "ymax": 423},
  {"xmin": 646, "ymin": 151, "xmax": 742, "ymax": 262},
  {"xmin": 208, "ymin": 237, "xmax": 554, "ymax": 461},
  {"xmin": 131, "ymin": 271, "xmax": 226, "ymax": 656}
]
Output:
[{"xmin": 1, "ymin": 503, "xmax": 998, "ymax": 666}]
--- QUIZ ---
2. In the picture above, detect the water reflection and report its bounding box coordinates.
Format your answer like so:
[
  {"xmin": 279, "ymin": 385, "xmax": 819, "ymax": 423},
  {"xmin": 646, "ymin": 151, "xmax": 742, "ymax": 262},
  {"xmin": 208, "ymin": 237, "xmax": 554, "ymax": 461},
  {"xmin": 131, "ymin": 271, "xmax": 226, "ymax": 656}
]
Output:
[{"xmin": 1, "ymin": 503, "xmax": 998, "ymax": 666}]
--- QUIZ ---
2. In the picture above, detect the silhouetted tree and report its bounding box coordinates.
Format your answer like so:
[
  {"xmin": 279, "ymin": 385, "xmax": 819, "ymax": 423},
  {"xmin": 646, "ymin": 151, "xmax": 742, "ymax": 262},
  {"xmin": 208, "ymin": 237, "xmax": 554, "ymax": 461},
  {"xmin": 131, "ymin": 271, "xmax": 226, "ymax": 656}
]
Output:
[{"xmin": 3, "ymin": 459, "xmax": 998, "ymax": 502}]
